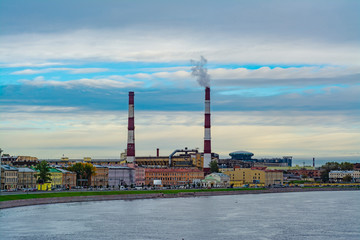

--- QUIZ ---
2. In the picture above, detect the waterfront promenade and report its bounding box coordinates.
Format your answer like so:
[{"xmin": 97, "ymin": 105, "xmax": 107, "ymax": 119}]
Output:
[{"xmin": 1, "ymin": 187, "xmax": 359, "ymax": 209}]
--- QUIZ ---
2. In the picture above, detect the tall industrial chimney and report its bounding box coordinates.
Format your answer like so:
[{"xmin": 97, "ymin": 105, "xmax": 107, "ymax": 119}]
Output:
[
  {"xmin": 126, "ymin": 92, "xmax": 135, "ymax": 163},
  {"xmin": 204, "ymin": 87, "xmax": 211, "ymax": 167}
]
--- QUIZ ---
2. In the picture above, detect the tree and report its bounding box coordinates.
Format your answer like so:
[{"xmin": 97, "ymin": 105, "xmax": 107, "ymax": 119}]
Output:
[
  {"xmin": 67, "ymin": 163, "xmax": 85, "ymax": 186},
  {"xmin": 34, "ymin": 161, "xmax": 52, "ymax": 184},
  {"xmin": 83, "ymin": 163, "xmax": 96, "ymax": 186},
  {"xmin": 343, "ymin": 174, "xmax": 352, "ymax": 182},
  {"xmin": 67, "ymin": 163, "xmax": 96, "ymax": 186},
  {"xmin": 340, "ymin": 162, "xmax": 353, "ymax": 171},
  {"xmin": 209, "ymin": 160, "xmax": 219, "ymax": 173}
]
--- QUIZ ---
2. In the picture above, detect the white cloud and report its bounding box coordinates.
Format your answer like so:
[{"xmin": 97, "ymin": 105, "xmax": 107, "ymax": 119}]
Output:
[
  {"xmin": 122, "ymin": 66, "xmax": 360, "ymax": 82},
  {"xmin": 21, "ymin": 76, "xmax": 143, "ymax": 89},
  {"xmin": 1, "ymin": 62, "xmax": 65, "ymax": 68},
  {"xmin": 210, "ymin": 66, "xmax": 360, "ymax": 80},
  {"xmin": 11, "ymin": 67, "xmax": 108, "ymax": 75},
  {"xmin": 0, "ymin": 108, "xmax": 358, "ymax": 158},
  {"xmin": 0, "ymin": 29, "xmax": 359, "ymax": 67}
]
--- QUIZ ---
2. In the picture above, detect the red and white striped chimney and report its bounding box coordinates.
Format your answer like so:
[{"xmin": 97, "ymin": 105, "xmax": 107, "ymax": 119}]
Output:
[
  {"xmin": 204, "ymin": 87, "xmax": 211, "ymax": 167},
  {"xmin": 126, "ymin": 91, "xmax": 135, "ymax": 163}
]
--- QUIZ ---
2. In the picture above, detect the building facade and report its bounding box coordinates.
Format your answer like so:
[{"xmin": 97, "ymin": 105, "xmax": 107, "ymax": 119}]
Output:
[
  {"xmin": 145, "ymin": 168, "xmax": 204, "ymax": 186},
  {"xmin": 56, "ymin": 168, "xmax": 76, "ymax": 188},
  {"xmin": 329, "ymin": 170, "xmax": 360, "ymax": 183},
  {"xmin": 223, "ymin": 167, "xmax": 283, "ymax": 187},
  {"xmin": 127, "ymin": 163, "xmax": 145, "ymax": 186},
  {"xmin": 91, "ymin": 165, "xmax": 109, "ymax": 187},
  {"xmin": 1, "ymin": 155, "xmax": 39, "ymax": 167},
  {"xmin": 108, "ymin": 166, "xmax": 134, "ymax": 187},
  {"xmin": 17, "ymin": 167, "xmax": 37, "ymax": 189},
  {"xmin": 287, "ymin": 169, "xmax": 321, "ymax": 179},
  {"xmin": 201, "ymin": 172, "xmax": 230, "ymax": 188},
  {"xmin": 49, "ymin": 168, "xmax": 63, "ymax": 188},
  {"xmin": 1, "ymin": 165, "xmax": 18, "ymax": 190}
]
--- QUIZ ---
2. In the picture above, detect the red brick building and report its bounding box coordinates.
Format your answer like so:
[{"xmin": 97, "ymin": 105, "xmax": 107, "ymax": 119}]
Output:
[
  {"xmin": 145, "ymin": 168, "xmax": 204, "ymax": 186},
  {"xmin": 287, "ymin": 169, "xmax": 321, "ymax": 178}
]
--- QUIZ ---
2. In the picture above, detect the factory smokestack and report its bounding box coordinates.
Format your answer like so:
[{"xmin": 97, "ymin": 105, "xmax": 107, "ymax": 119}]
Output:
[
  {"xmin": 191, "ymin": 56, "xmax": 211, "ymax": 168},
  {"xmin": 126, "ymin": 91, "xmax": 135, "ymax": 163},
  {"xmin": 204, "ymin": 87, "xmax": 212, "ymax": 167}
]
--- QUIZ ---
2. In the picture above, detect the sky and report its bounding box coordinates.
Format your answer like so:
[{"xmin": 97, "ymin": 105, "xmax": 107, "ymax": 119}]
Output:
[{"xmin": 0, "ymin": 0, "xmax": 359, "ymax": 162}]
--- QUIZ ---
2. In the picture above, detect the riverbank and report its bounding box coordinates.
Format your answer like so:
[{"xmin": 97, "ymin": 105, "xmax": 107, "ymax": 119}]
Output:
[{"xmin": 1, "ymin": 187, "xmax": 359, "ymax": 209}]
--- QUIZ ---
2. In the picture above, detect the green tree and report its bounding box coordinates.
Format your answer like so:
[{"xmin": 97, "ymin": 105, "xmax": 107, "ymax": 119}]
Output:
[
  {"xmin": 209, "ymin": 160, "xmax": 219, "ymax": 173},
  {"xmin": 343, "ymin": 174, "xmax": 352, "ymax": 182},
  {"xmin": 67, "ymin": 163, "xmax": 96, "ymax": 186},
  {"xmin": 83, "ymin": 163, "xmax": 96, "ymax": 186},
  {"xmin": 34, "ymin": 161, "xmax": 52, "ymax": 184},
  {"xmin": 340, "ymin": 162, "xmax": 353, "ymax": 170},
  {"xmin": 67, "ymin": 163, "xmax": 85, "ymax": 186}
]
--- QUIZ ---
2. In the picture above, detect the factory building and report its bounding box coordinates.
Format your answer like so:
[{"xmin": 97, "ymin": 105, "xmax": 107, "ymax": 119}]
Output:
[
  {"xmin": 145, "ymin": 168, "xmax": 204, "ymax": 187},
  {"xmin": 223, "ymin": 166, "xmax": 283, "ymax": 187},
  {"xmin": 135, "ymin": 148, "xmax": 209, "ymax": 169}
]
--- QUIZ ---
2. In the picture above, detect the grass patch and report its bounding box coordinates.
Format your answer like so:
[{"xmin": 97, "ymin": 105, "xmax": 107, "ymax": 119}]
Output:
[{"xmin": 0, "ymin": 188, "xmax": 265, "ymax": 202}]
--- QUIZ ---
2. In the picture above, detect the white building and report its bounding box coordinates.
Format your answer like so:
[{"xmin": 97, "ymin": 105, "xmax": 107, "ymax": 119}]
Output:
[
  {"xmin": 202, "ymin": 172, "xmax": 230, "ymax": 188},
  {"xmin": 329, "ymin": 170, "xmax": 360, "ymax": 183}
]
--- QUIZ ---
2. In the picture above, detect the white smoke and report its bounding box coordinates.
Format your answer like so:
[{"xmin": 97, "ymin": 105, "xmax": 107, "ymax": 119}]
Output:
[{"xmin": 191, "ymin": 56, "xmax": 210, "ymax": 87}]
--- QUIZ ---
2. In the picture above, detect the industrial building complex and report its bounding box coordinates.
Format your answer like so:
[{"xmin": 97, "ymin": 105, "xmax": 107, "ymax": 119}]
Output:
[{"xmin": 2, "ymin": 88, "xmax": 359, "ymax": 192}]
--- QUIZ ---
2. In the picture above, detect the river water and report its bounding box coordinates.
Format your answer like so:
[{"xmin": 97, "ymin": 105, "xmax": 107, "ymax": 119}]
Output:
[{"xmin": 1, "ymin": 191, "xmax": 359, "ymax": 240}]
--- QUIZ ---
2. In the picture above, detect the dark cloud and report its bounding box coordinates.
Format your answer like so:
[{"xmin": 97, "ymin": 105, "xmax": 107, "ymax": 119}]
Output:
[
  {"xmin": 0, "ymin": 0, "xmax": 358, "ymax": 44},
  {"xmin": 1, "ymin": 81, "xmax": 359, "ymax": 113}
]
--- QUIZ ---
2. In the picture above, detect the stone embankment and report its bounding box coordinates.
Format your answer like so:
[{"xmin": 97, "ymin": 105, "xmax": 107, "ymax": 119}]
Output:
[{"xmin": 1, "ymin": 187, "xmax": 359, "ymax": 209}]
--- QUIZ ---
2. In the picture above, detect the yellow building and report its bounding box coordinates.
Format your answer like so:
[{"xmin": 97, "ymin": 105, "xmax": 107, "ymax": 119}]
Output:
[
  {"xmin": 49, "ymin": 168, "xmax": 63, "ymax": 188},
  {"xmin": 37, "ymin": 182, "xmax": 52, "ymax": 191},
  {"xmin": 223, "ymin": 167, "xmax": 283, "ymax": 187}
]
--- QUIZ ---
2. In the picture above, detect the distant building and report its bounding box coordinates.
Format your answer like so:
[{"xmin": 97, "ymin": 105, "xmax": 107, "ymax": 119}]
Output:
[
  {"xmin": 49, "ymin": 168, "xmax": 63, "ymax": 188},
  {"xmin": 287, "ymin": 169, "xmax": 321, "ymax": 180},
  {"xmin": 353, "ymin": 163, "xmax": 360, "ymax": 171},
  {"xmin": 56, "ymin": 168, "xmax": 77, "ymax": 188},
  {"xmin": 201, "ymin": 172, "xmax": 230, "ymax": 188},
  {"xmin": 145, "ymin": 168, "xmax": 204, "ymax": 186},
  {"xmin": 219, "ymin": 151, "xmax": 292, "ymax": 168},
  {"xmin": 223, "ymin": 166, "xmax": 283, "ymax": 187},
  {"xmin": 17, "ymin": 167, "xmax": 37, "ymax": 189},
  {"xmin": 329, "ymin": 170, "xmax": 360, "ymax": 183},
  {"xmin": 91, "ymin": 165, "xmax": 109, "ymax": 187},
  {"xmin": 127, "ymin": 163, "xmax": 145, "ymax": 186},
  {"xmin": 1, "ymin": 155, "xmax": 39, "ymax": 167},
  {"xmin": 108, "ymin": 166, "xmax": 134, "ymax": 187},
  {"xmin": 1, "ymin": 165, "xmax": 18, "ymax": 190}
]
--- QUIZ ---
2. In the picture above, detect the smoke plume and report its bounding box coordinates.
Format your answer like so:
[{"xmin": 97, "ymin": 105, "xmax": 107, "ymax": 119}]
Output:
[{"xmin": 191, "ymin": 56, "xmax": 210, "ymax": 87}]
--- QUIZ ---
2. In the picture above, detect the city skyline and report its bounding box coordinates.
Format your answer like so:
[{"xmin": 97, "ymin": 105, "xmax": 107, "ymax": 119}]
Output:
[{"xmin": 0, "ymin": 0, "xmax": 359, "ymax": 160}]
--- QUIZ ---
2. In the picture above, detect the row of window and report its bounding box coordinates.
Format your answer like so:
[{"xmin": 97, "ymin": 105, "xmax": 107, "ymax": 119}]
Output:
[
  {"xmin": 3, "ymin": 172, "xmax": 18, "ymax": 176},
  {"xmin": 146, "ymin": 177, "xmax": 192, "ymax": 181}
]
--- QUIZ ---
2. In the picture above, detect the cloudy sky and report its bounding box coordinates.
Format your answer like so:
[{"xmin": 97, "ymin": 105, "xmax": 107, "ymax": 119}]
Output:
[{"xmin": 1, "ymin": 0, "xmax": 359, "ymax": 162}]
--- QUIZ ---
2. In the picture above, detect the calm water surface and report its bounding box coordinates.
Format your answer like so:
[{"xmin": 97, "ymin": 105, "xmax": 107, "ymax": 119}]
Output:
[{"xmin": 1, "ymin": 191, "xmax": 359, "ymax": 240}]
